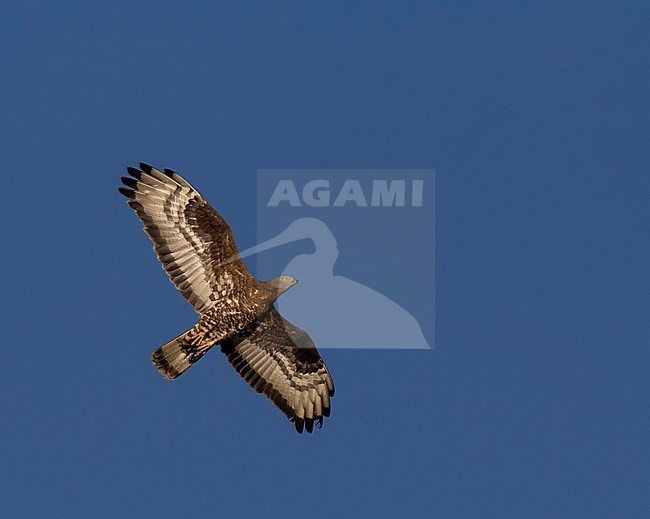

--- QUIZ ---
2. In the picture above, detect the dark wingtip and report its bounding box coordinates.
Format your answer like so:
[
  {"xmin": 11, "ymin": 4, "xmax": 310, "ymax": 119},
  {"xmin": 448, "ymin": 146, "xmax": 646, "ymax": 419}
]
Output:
[
  {"xmin": 294, "ymin": 418, "xmax": 305, "ymax": 434},
  {"xmin": 126, "ymin": 166, "xmax": 142, "ymax": 180},
  {"xmin": 121, "ymin": 176, "xmax": 138, "ymax": 189},
  {"xmin": 118, "ymin": 187, "xmax": 135, "ymax": 199},
  {"xmin": 163, "ymin": 168, "xmax": 176, "ymax": 178},
  {"xmin": 323, "ymin": 406, "xmax": 331, "ymax": 417},
  {"xmin": 139, "ymin": 162, "xmax": 153, "ymax": 173},
  {"xmin": 305, "ymin": 418, "xmax": 314, "ymax": 434}
]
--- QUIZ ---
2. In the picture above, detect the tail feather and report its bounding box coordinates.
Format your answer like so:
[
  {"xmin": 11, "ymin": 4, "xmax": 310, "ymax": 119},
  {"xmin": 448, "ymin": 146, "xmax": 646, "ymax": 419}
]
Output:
[{"xmin": 152, "ymin": 328, "xmax": 212, "ymax": 380}]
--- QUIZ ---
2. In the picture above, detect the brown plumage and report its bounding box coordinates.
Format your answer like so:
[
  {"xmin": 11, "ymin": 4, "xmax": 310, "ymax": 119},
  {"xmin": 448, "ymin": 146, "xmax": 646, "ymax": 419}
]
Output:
[{"xmin": 119, "ymin": 163, "xmax": 334, "ymax": 433}]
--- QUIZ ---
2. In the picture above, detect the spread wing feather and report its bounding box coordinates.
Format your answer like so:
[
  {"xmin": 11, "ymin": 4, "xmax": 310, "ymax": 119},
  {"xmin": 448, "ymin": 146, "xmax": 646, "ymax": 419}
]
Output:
[
  {"xmin": 119, "ymin": 163, "xmax": 253, "ymax": 314},
  {"xmin": 220, "ymin": 308, "xmax": 335, "ymax": 433}
]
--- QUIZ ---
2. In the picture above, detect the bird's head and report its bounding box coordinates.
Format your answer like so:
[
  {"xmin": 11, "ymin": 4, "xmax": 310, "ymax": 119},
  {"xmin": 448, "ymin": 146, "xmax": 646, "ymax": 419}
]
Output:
[{"xmin": 267, "ymin": 275, "xmax": 299, "ymax": 298}]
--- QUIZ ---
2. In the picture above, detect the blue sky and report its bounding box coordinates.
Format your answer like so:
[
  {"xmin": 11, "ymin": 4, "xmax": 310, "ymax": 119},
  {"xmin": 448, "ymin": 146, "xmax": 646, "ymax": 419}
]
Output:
[{"xmin": 1, "ymin": 2, "xmax": 648, "ymax": 517}]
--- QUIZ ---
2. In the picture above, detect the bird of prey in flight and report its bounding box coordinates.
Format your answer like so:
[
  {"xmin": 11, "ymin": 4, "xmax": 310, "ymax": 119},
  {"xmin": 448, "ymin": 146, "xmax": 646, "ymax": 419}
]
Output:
[{"xmin": 119, "ymin": 164, "xmax": 334, "ymax": 433}]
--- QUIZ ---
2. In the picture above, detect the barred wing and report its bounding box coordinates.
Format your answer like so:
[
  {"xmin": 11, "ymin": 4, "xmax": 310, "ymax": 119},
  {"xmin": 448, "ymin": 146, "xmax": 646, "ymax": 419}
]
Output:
[
  {"xmin": 119, "ymin": 163, "xmax": 252, "ymax": 314},
  {"xmin": 220, "ymin": 308, "xmax": 335, "ymax": 433}
]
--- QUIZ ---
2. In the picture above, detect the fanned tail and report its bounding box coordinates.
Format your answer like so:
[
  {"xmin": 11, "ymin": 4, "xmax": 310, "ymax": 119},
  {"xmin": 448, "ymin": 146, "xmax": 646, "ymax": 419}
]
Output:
[{"xmin": 151, "ymin": 327, "xmax": 212, "ymax": 380}]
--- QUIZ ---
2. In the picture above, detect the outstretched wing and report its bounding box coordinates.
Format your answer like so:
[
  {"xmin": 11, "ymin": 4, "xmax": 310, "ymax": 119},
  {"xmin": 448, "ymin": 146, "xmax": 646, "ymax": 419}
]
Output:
[
  {"xmin": 220, "ymin": 308, "xmax": 335, "ymax": 433},
  {"xmin": 119, "ymin": 163, "xmax": 252, "ymax": 314}
]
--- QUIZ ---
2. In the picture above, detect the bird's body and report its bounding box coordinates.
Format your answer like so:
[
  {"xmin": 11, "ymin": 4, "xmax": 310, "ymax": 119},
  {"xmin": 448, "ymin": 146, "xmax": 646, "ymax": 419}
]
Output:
[{"xmin": 119, "ymin": 163, "xmax": 334, "ymax": 433}]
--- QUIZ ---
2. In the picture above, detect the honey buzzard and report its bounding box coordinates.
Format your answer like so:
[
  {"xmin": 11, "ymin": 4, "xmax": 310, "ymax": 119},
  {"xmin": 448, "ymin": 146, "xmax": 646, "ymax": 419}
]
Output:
[{"xmin": 119, "ymin": 164, "xmax": 334, "ymax": 433}]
